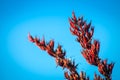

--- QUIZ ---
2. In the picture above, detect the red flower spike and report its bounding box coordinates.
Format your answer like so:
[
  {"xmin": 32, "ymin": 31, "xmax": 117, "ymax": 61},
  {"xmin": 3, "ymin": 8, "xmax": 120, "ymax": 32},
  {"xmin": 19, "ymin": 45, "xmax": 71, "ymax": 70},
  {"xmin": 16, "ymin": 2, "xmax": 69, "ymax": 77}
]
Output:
[{"xmin": 69, "ymin": 12, "xmax": 114, "ymax": 79}]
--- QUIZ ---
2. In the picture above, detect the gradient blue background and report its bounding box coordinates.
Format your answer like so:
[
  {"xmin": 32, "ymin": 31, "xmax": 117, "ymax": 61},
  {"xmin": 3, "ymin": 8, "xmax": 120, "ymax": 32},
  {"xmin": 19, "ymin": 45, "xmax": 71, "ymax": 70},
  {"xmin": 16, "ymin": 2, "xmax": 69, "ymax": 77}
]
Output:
[{"xmin": 0, "ymin": 0, "xmax": 120, "ymax": 80}]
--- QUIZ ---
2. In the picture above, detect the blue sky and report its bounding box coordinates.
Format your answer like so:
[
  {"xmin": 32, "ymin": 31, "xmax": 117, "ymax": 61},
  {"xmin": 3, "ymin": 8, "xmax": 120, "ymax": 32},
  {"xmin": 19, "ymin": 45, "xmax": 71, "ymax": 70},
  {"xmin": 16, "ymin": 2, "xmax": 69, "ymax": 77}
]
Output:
[{"xmin": 0, "ymin": 0, "xmax": 120, "ymax": 80}]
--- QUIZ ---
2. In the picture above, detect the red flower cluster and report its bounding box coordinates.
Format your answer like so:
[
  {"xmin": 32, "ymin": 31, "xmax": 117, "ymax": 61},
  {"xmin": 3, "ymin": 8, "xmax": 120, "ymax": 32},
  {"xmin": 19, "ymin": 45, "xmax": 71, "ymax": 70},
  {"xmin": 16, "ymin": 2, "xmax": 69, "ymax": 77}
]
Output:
[
  {"xmin": 98, "ymin": 60, "xmax": 114, "ymax": 79},
  {"xmin": 28, "ymin": 33, "xmax": 81, "ymax": 80},
  {"xmin": 81, "ymin": 39, "xmax": 100, "ymax": 66},
  {"xmin": 69, "ymin": 12, "xmax": 100, "ymax": 66},
  {"xmin": 69, "ymin": 12, "xmax": 114, "ymax": 80},
  {"xmin": 28, "ymin": 12, "xmax": 114, "ymax": 80}
]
